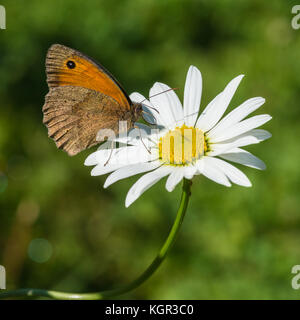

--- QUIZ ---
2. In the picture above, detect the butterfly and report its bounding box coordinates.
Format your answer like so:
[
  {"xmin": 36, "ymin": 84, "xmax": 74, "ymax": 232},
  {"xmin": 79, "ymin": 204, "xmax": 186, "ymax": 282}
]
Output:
[{"xmin": 42, "ymin": 44, "xmax": 144, "ymax": 156}]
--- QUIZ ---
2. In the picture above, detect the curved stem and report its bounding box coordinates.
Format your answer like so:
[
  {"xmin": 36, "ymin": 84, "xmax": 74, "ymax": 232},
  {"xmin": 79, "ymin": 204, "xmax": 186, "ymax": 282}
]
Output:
[{"xmin": 0, "ymin": 179, "xmax": 192, "ymax": 300}]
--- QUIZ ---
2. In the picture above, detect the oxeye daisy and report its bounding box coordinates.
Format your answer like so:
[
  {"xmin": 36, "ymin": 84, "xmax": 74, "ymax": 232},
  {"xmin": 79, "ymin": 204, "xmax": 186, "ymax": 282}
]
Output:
[{"xmin": 85, "ymin": 66, "xmax": 272, "ymax": 207}]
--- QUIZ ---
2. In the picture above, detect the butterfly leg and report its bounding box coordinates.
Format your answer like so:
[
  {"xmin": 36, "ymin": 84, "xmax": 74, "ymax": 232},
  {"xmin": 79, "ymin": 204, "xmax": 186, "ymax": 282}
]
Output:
[
  {"xmin": 104, "ymin": 140, "xmax": 114, "ymax": 166},
  {"xmin": 134, "ymin": 125, "xmax": 151, "ymax": 154}
]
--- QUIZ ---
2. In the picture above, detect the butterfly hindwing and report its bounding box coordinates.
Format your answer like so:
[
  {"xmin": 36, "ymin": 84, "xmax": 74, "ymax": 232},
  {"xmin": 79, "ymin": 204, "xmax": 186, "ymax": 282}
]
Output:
[{"xmin": 43, "ymin": 86, "xmax": 124, "ymax": 156}]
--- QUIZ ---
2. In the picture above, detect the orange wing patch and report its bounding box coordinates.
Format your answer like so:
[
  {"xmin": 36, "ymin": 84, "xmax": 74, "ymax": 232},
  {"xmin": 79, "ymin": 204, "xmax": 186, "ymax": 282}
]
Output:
[{"xmin": 46, "ymin": 44, "xmax": 131, "ymax": 109}]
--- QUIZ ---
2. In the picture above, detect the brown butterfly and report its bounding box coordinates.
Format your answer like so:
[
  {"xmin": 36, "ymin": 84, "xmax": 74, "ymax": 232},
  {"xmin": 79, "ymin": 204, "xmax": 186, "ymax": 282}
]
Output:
[{"xmin": 42, "ymin": 44, "xmax": 143, "ymax": 156}]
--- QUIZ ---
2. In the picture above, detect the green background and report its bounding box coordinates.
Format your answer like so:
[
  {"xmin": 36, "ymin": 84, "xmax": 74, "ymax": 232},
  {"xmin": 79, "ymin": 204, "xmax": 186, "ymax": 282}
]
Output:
[{"xmin": 0, "ymin": 0, "xmax": 299, "ymax": 299}]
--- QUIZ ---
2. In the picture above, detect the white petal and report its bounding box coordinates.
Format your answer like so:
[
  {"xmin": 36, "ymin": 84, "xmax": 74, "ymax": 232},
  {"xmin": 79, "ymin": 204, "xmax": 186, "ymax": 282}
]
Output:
[
  {"xmin": 183, "ymin": 165, "xmax": 197, "ymax": 179},
  {"xmin": 184, "ymin": 66, "xmax": 202, "ymax": 126},
  {"xmin": 208, "ymin": 97, "xmax": 265, "ymax": 139},
  {"xmin": 165, "ymin": 168, "xmax": 184, "ymax": 192},
  {"xmin": 104, "ymin": 161, "xmax": 161, "ymax": 188},
  {"xmin": 205, "ymin": 157, "xmax": 252, "ymax": 187},
  {"xmin": 85, "ymin": 145, "xmax": 152, "ymax": 167},
  {"xmin": 220, "ymin": 148, "xmax": 266, "ymax": 170},
  {"xmin": 91, "ymin": 163, "xmax": 123, "ymax": 176},
  {"xmin": 85, "ymin": 148, "xmax": 119, "ymax": 166},
  {"xmin": 240, "ymin": 129, "xmax": 272, "ymax": 143},
  {"xmin": 127, "ymin": 126, "xmax": 155, "ymax": 147},
  {"xmin": 211, "ymin": 114, "xmax": 272, "ymax": 143},
  {"xmin": 208, "ymin": 128, "xmax": 271, "ymax": 156},
  {"xmin": 196, "ymin": 158, "xmax": 231, "ymax": 187},
  {"xmin": 150, "ymin": 82, "xmax": 184, "ymax": 129},
  {"xmin": 125, "ymin": 166, "xmax": 173, "ymax": 207},
  {"xmin": 195, "ymin": 92, "xmax": 222, "ymax": 132},
  {"xmin": 115, "ymin": 125, "xmax": 158, "ymax": 147},
  {"xmin": 210, "ymin": 129, "xmax": 272, "ymax": 148},
  {"xmin": 196, "ymin": 75, "xmax": 244, "ymax": 132},
  {"xmin": 130, "ymin": 92, "xmax": 146, "ymax": 104},
  {"xmin": 207, "ymin": 142, "xmax": 239, "ymax": 156}
]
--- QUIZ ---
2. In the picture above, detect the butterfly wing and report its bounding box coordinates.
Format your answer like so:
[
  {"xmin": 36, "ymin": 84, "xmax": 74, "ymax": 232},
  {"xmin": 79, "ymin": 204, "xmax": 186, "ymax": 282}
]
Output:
[
  {"xmin": 46, "ymin": 44, "xmax": 131, "ymax": 108},
  {"xmin": 43, "ymin": 44, "xmax": 133, "ymax": 155},
  {"xmin": 43, "ymin": 86, "xmax": 125, "ymax": 156}
]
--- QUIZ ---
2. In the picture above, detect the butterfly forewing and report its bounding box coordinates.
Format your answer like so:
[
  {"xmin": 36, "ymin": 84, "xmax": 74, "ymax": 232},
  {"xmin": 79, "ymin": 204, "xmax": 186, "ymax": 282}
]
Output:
[
  {"xmin": 46, "ymin": 44, "xmax": 131, "ymax": 108},
  {"xmin": 43, "ymin": 44, "xmax": 140, "ymax": 156}
]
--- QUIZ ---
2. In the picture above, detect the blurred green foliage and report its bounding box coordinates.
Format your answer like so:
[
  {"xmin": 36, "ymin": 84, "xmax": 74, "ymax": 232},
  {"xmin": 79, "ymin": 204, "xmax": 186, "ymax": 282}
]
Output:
[{"xmin": 0, "ymin": 0, "xmax": 299, "ymax": 299}]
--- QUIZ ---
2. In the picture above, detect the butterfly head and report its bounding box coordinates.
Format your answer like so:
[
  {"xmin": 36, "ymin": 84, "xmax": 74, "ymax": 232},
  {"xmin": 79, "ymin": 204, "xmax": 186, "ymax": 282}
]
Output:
[{"xmin": 132, "ymin": 102, "xmax": 143, "ymax": 122}]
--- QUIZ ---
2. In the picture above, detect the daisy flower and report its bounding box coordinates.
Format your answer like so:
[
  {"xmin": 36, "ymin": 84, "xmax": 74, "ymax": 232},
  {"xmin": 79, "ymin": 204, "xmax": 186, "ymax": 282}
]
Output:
[{"xmin": 85, "ymin": 66, "xmax": 272, "ymax": 207}]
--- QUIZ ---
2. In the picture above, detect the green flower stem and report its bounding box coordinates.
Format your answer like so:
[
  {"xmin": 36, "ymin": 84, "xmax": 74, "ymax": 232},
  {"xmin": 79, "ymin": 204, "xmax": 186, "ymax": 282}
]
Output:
[{"xmin": 0, "ymin": 179, "xmax": 192, "ymax": 300}]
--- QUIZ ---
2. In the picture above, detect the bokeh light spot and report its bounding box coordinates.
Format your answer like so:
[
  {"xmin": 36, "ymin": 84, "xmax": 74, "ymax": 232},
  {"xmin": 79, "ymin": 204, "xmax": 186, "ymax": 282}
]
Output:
[{"xmin": 28, "ymin": 238, "xmax": 53, "ymax": 263}]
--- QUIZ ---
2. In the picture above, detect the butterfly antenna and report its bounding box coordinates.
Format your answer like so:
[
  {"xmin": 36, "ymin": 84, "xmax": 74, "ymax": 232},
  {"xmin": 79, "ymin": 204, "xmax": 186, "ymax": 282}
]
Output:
[
  {"xmin": 148, "ymin": 87, "xmax": 179, "ymax": 100},
  {"xmin": 104, "ymin": 141, "xmax": 114, "ymax": 166}
]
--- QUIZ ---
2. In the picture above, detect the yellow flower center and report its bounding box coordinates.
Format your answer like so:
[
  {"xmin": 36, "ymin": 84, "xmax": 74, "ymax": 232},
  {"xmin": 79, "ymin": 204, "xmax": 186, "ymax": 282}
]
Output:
[{"xmin": 158, "ymin": 125, "xmax": 207, "ymax": 166}]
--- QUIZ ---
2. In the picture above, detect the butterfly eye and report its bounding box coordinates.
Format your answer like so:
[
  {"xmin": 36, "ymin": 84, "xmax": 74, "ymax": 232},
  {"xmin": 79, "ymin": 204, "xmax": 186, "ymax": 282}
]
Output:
[{"xmin": 66, "ymin": 60, "xmax": 76, "ymax": 69}]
